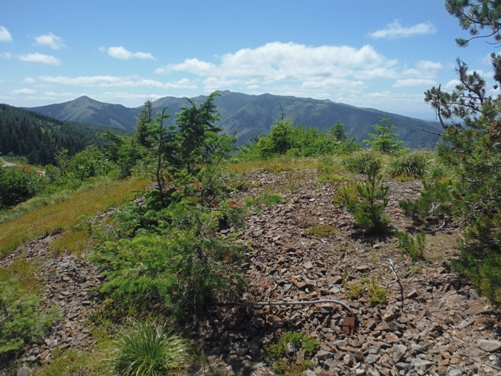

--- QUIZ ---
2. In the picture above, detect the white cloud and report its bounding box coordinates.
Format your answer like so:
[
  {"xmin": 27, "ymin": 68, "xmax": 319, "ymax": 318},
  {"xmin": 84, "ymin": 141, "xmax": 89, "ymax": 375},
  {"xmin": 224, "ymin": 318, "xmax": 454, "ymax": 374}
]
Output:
[
  {"xmin": 39, "ymin": 75, "xmax": 194, "ymax": 89},
  {"xmin": 393, "ymin": 78, "xmax": 436, "ymax": 88},
  {"xmin": 402, "ymin": 60, "xmax": 442, "ymax": 79},
  {"xmin": 0, "ymin": 52, "xmax": 12, "ymax": 59},
  {"xmin": 444, "ymin": 79, "xmax": 461, "ymax": 90},
  {"xmin": 21, "ymin": 77, "xmax": 36, "ymax": 84},
  {"xmin": 104, "ymin": 46, "xmax": 154, "ymax": 60},
  {"xmin": 18, "ymin": 53, "xmax": 60, "ymax": 65},
  {"xmin": 369, "ymin": 20, "xmax": 437, "ymax": 39},
  {"xmin": 35, "ymin": 32, "xmax": 65, "ymax": 49},
  {"xmin": 13, "ymin": 88, "xmax": 36, "ymax": 95},
  {"xmin": 0, "ymin": 26, "xmax": 12, "ymax": 42},
  {"xmin": 158, "ymin": 42, "xmax": 399, "ymax": 85}
]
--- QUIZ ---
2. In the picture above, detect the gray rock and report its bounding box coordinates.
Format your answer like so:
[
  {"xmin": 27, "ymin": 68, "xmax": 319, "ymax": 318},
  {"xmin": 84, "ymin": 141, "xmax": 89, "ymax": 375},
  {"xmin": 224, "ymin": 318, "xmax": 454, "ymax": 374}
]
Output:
[
  {"xmin": 410, "ymin": 343, "xmax": 424, "ymax": 353},
  {"xmin": 315, "ymin": 350, "xmax": 334, "ymax": 361},
  {"xmin": 365, "ymin": 353, "xmax": 380, "ymax": 365},
  {"xmin": 411, "ymin": 358, "xmax": 433, "ymax": 371},
  {"xmin": 392, "ymin": 344, "xmax": 407, "ymax": 363},
  {"xmin": 17, "ymin": 367, "xmax": 31, "ymax": 376},
  {"xmin": 458, "ymin": 318, "xmax": 474, "ymax": 329},
  {"xmin": 396, "ymin": 362, "xmax": 412, "ymax": 371},
  {"xmin": 477, "ymin": 339, "xmax": 501, "ymax": 352},
  {"xmin": 448, "ymin": 369, "xmax": 463, "ymax": 376}
]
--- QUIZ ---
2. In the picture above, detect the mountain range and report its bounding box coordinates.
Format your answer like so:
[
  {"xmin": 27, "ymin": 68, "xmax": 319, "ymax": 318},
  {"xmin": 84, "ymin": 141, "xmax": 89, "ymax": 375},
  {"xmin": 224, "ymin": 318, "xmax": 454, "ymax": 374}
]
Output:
[{"xmin": 26, "ymin": 91, "xmax": 441, "ymax": 149}]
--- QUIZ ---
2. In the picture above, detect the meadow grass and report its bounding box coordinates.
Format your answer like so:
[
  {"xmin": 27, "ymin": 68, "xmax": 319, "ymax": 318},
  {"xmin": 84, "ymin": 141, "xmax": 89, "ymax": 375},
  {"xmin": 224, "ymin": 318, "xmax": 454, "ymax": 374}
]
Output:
[
  {"xmin": 226, "ymin": 156, "xmax": 319, "ymax": 174},
  {"xmin": 0, "ymin": 178, "xmax": 148, "ymax": 258}
]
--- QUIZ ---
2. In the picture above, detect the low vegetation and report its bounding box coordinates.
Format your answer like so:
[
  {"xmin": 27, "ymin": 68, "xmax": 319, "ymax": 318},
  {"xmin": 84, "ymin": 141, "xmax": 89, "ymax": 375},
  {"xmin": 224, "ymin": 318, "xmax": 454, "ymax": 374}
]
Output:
[
  {"xmin": 266, "ymin": 331, "xmax": 319, "ymax": 375},
  {"xmin": 3, "ymin": 5, "xmax": 501, "ymax": 369}
]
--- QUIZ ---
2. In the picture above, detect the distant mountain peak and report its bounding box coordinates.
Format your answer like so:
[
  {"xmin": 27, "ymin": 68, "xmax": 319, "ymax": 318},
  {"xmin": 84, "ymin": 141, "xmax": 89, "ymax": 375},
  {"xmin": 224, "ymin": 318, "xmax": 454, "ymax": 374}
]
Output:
[
  {"xmin": 73, "ymin": 95, "xmax": 99, "ymax": 104},
  {"xmin": 25, "ymin": 92, "xmax": 440, "ymax": 148}
]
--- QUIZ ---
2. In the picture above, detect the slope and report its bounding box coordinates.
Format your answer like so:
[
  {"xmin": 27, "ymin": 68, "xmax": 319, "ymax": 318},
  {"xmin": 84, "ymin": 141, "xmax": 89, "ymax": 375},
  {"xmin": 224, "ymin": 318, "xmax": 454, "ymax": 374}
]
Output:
[
  {"xmin": 25, "ymin": 91, "xmax": 441, "ymax": 149},
  {"xmin": 0, "ymin": 104, "xmax": 127, "ymax": 165}
]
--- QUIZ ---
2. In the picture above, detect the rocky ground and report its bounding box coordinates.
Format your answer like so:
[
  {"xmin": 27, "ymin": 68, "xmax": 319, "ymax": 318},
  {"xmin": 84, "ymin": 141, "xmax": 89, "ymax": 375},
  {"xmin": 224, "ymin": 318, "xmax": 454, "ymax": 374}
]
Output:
[
  {"xmin": 2, "ymin": 168, "xmax": 501, "ymax": 375},
  {"xmin": 0, "ymin": 156, "xmax": 17, "ymax": 167}
]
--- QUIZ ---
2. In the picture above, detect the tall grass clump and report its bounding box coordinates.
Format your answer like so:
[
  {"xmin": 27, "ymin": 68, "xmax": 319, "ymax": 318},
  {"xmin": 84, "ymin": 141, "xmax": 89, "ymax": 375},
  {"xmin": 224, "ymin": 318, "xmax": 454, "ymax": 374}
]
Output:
[
  {"xmin": 109, "ymin": 320, "xmax": 190, "ymax": 376},
  {"xmin": 387, "ymin": 151, "xmax": 431, "ymax": 180},
  {"xmin": 340, "ymin": 149, "xmax": 383, "ymax": 174}
]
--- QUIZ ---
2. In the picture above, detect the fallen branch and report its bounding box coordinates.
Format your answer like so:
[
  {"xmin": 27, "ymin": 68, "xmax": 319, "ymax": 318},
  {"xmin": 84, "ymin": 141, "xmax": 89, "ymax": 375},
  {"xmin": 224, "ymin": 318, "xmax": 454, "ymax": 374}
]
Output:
[
  {"xmin": 220, "ymin": 299, "xmax": 352, "ymax": 315},
  {"xmin": 388, "ymin": 258, "xmax": 404, "ymax": 303}
]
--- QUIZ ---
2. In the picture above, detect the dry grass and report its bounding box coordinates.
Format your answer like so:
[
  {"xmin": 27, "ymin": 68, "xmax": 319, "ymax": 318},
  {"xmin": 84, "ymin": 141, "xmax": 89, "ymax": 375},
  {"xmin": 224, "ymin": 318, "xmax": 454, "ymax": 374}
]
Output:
[
  {"xmin": 226, "ymin": 156, "xmax": 319, "ymax": 175},
  {"xmin": 0, "ymin": 178, "xmax": 148, "ymax": 259},
  {"xmin": 0, "ymin": 258, "xmax": 42, "ymax": 292}
]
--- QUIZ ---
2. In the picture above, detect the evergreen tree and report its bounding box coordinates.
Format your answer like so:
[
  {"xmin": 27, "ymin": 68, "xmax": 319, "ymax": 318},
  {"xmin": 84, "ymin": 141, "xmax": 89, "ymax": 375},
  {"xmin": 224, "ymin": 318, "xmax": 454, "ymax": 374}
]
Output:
[
  {"xmin": 332, "ymin": 120, "xmax": 347, "ymax": 141},
  {"xmin": 364, "ymin": 115, "xmax": 406, "ymax": 154},
  {"xmin": 420, "ymin": 0, "xmax": 501, "ymax": 304},
  {"xmin": 136, "ymin": 99, "xmax": 154, "ymax": 147}
]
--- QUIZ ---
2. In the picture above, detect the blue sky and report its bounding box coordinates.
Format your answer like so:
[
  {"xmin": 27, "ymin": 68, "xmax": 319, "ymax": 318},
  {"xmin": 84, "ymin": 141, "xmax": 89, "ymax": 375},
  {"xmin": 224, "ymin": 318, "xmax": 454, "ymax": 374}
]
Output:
[{"xmin": 0, "ymin": 0, "xmax": 497, "ymax": 120}]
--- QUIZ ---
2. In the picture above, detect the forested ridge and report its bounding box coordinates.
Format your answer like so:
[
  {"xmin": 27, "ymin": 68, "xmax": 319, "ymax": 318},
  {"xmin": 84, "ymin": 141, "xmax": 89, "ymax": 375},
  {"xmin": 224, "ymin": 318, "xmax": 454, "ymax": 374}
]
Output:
[{"xmin": 0, "ymin": 104, "xmax": 126, "ymax": 165}]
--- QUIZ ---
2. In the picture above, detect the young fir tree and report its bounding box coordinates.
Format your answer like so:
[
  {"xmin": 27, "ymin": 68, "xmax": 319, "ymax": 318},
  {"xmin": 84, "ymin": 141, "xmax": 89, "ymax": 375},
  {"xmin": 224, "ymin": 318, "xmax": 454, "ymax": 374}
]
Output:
[{"xmin": 364, "ymin": 115, "xmax": 406, "ymax": 154}]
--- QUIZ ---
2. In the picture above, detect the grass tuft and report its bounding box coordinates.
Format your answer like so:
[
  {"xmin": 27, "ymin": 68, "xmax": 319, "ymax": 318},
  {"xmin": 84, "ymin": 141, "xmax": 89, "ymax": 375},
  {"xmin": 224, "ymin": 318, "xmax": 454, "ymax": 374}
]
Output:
[{"xmin": 110, "ymin": 319, "xmax": 190, "ymax": 376}]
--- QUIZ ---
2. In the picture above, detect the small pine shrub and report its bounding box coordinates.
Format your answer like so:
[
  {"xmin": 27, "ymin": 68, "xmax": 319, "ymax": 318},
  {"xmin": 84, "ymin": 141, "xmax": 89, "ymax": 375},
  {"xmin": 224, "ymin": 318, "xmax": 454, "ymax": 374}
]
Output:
[
  {"xmin": 399, "ymin": 180, "xmax": 454, "ymax": 225},
  {"xmin": 395, "ymin": 230, "xmax": 426, "ymax": 261},
  {"xmin": 367, "ymin": 276, "xmax": 390, "ymax": 304},
  {"xmin": 345, "ymin": 279, "xmax": 366, "ymax": 299},
  {"xmin": 110, "ymin": 320, "xmax": 190, "ymax": 376},
  {"xmin": 344, "ymin": 161, "xmax": 390, "ymax": 233}
]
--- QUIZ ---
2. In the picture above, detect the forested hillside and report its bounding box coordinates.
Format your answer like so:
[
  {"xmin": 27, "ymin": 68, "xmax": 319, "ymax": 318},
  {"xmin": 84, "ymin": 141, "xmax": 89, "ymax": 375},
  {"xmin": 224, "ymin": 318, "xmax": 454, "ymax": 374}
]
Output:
[
  {"xmin": 26, "ymin": 91, "xmax": 441, "ymax": 149},
  {"xmin": 0, "ymin": 104, "xmax": 126, "ymax": 165}
]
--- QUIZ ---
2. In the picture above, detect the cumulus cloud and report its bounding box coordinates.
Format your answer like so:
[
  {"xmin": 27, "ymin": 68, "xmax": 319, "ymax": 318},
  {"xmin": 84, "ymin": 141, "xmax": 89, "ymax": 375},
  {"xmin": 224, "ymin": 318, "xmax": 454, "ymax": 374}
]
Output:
[
  {"xmin": 103, "ymin": 46, "xmax": 154, "ymax": 60},
  {"xmin": 39, "ymin": 75, "xmax": 194, "ymax": 89},
  {"xmin": 402, "ymin": 60, "xmax": 442, "ymax": 79},
  {"xmin": 393, "ymin": 78, "xmax": 436, "ymax": 88},
  {"xmin": 22, "ymin": 77, "xmax": 36, "ymax": 84},
  {"xmin": 369, "ymin": 20, "xmax": 437, "ymax": 39},
  {"xmin": 0, "ymin": 26, "xmax": 12, "ymax": 42},
  {"xmin": 13, "ymin": 88, "xmax": 36, "ymax": 95},
  {"xmin": 35, "ymin": 32, "xmax": 65, "ymax": 49},
  {"xmin": 18, "ymin": 53, "xmax": 60, "ymax": 65},
  {"xmin": 157, "ymin": 42, "xmax": 399, "ymax": 85}
]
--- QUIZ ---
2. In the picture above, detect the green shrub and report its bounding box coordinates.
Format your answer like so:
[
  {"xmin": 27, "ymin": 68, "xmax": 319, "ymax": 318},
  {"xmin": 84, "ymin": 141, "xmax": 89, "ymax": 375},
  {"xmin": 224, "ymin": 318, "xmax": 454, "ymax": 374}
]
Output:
[
  {"xmin": 0, "ymin": 279, "xmax": 57, "ymax": 361},
  {"xmin": 344, "ymin": 279, "xmax": 366, "ymax": 299},
  {"xmin": 245, "ymin": 191, "xmax": 284, "ymax": 211},
  {"xmin": 89, "ymin": 196, "xmax": 246, "ymax": 318},
  {"xmin": 399, "ymin": 180, "xmax": 454, "ymax": 225},
  {"xmin": 344, "ymin": 161, "xmax": 390, "ymax": 233},
  {"xmin": 387, "ymin": 151, "xmax": 430, "ymax": 179},
  {"xmin": 266, "ymin": 332, "xmax": 319, "ymax": 375},
  {"xmin": 0, "ymin": 167, "xmax": 41, "ymax": 208},
  {"xmin": 395, "ymin": 230, "xmax": 426, "ymax": 261},
  {"xmin": 110, "ymin": 320, "xmax": 190, "ymax": 376},
  {"xmin": 341, "ymin": 149, "xmax": 382, "ymax": 174},
  {"xmin": 367, "ymin": 276, "xmax": 390, "ymax": 304}
]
